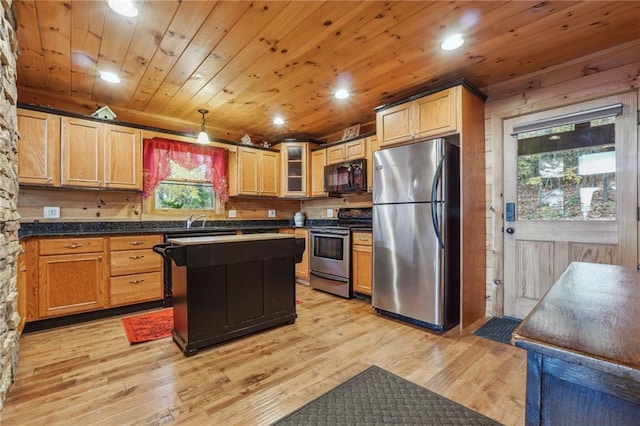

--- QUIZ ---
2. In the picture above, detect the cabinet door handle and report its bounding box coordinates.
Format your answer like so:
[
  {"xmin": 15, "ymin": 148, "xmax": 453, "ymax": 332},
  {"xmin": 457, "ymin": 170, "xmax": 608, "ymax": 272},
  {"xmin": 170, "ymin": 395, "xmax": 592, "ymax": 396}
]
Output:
[
  {"xmin": 20, "ymin": 266, "xmax": 27, "ymax": 272},
  {"xmin": 63, "ymin": 243, "xmax": 83, "ymax": 249},
  {"xmin": 129, "ymin": 255, "xmax": 145, "ymax": 260},
  {"xmin": 128, "ymin": 241, "xmax": 145, "ymax": 246},
  {"xmin": 128, "ymin": 279, "xmax": 145, "ymax": 284},
  {"xmin": 357, "ymin": 238, "xmax": 369, "ymax": 241}
]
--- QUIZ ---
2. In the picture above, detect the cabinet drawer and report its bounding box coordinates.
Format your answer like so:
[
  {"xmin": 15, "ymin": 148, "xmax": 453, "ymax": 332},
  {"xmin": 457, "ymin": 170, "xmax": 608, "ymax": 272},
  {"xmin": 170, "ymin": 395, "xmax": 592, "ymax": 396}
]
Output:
[
  {"xmin": 110, "ymin": 272, "xmax": 163, "ymax": 306},
  {"xmin": 110, "ymin": 249, "xmax": 162, "ymax": 276},
  {"xmin": 39, "ymin": 237, "xmax": 104, "ymax": 255},
  {"xmin": 352, "ymin": 232, "xmax": 372, "ymax": 246},
  {"xmin": 110, "ymin": 234, "xmax": 163, "ymax": 251}
]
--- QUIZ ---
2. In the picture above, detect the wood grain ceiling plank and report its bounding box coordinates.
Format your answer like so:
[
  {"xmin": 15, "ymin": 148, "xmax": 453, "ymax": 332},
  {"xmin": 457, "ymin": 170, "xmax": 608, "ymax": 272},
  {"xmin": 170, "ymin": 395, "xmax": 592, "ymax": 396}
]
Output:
[
  {"xmin": 70, "ymin": 0, "xmax": 105, "ymax": 100},
  {"xmin": 108, "ymin": 1, "xmax": 180, "ymax": 109},
  {"xmin": 13, "ymin": 0, "xmax": 47, "ymax": 89},
  {"xmin": 91, "ymin": 5, "xmax": 139, "ymax": 106},
  {"xmin": 156, "ymin": 1, "xmax": 287, "ymax": 123},
  {"xmin": 34, "ymin": 1, "xmax": 72, "ymax": 95},
  {"xmin": 144, "ymin": 1, "xmax": 250, "ymax": 116},
  {"xmin": 212, "ymin": 1, "xmax": 445, "ymax": 138},
  {"xmin": 203, "ymin": 1, "xmax": 412, "ymax": 137},
  {"xmin": 127, "ymin": 0, "xmax": 218, "ymax": 112}
]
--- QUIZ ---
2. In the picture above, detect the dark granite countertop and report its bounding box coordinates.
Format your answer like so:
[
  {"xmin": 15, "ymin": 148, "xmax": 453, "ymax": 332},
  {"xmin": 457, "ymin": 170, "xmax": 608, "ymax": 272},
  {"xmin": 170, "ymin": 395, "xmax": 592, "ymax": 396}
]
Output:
[{"xmin": 18, "ymin": 219, "xmax": 340, "ymax": 238}]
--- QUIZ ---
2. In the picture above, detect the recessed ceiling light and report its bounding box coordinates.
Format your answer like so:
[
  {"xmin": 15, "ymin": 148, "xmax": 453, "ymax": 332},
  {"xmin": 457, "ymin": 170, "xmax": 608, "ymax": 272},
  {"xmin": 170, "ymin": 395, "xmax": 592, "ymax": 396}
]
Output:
[
  {"xmin": 107, "ymin": 0, "xmax": 139, "ymax": 18},
  {"xmin": 335, "ymin": 89, "xmax": 350, "ymax": 99},
  {"xmin": 99, "ymin": 71, "xmax": 121, "ymax": 84},
  {"xmin": 273, "ymin": 117, "xmax": 285, "ymax": 125},
  {"xmin": 441, "ymin": 33, "xmax": 464, "ymax": 51}
]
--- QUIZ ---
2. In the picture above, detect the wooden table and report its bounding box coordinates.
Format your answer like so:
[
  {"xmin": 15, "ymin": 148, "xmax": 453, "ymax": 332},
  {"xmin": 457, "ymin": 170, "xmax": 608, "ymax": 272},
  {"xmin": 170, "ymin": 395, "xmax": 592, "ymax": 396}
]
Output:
[{"xmin": 512, "ymin": 262, "xmax": 640, "ymax": 425}]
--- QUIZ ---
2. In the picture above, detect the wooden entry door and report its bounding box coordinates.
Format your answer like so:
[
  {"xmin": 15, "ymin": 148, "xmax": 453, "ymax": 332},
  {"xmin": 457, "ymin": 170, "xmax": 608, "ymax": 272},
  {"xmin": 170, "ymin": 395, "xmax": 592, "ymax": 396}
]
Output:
[{"xmin": 503, "ymin": 93, "xmax": 637, "ymax": 319}]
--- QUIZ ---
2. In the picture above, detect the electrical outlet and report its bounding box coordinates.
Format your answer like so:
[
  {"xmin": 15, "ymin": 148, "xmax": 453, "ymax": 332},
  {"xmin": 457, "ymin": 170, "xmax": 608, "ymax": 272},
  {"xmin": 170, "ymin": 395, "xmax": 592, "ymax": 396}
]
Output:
[
  {"xmin": 44, "ymin": 206, "xmax": 60, "ymax": 219},
  {"xmin": 228, "ymin": 209, "xmax": 237, "ymax": 218},
  {"xmin": 268, "ymin": 209, "xmax": 276, "ymax": 218},
  {"xmin": 326, "ymin": 209, "xmax": 334, "ymax": 218}
]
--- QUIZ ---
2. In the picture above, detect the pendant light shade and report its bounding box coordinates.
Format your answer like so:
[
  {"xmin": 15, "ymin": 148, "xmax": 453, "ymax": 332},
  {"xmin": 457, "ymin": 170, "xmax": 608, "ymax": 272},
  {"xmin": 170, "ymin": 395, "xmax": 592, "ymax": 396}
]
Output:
[{"xmin": 196, "ymin": 109, "xmax": 210, "ymax": 144}]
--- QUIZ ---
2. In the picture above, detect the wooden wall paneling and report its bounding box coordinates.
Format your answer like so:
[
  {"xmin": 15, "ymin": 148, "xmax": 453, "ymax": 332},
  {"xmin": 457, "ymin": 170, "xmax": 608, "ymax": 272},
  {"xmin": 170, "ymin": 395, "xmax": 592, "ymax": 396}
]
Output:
[
  {"xmin": 301, "ymin": 193, "xmax": 372, "ymax": 220},
  {"xmin": 483, "ymin": 44, "xmax": 640, "ymax": 317},
  {"xmin": 18, "ymin": 188, "xmax": 142, "ymax": 222},
  {"xmin": 223, "ymin": 198, "xmax": 300, "ymax": 220}
]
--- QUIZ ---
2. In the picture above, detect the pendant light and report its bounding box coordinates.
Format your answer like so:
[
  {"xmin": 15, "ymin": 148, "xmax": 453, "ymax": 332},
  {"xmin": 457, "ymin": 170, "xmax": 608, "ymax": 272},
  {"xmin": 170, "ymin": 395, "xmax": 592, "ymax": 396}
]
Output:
[{"xmin": 196, "ymin": 109, "xmax": 210, "ymax": 144}]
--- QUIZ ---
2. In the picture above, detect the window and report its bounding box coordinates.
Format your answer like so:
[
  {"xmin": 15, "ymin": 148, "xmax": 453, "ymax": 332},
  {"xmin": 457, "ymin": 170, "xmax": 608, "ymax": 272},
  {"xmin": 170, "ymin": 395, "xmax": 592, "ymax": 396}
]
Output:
[
  {"xmin": 154, "ymin": 160, "xmax": 215, "ymax": 211},
  {"xmin": 516, "ymin": 116, "xmax": 616, "ymax": 220},
  {"xmin": 142, "ymin": 137, "xmax": 229, "ymax": 213}
]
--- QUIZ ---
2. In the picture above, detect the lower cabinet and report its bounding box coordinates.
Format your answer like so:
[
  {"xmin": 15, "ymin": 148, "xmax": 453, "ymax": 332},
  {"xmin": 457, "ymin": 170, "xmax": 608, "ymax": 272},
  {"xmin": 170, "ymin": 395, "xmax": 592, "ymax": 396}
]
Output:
[
  {"xmin": 352, "ymin": 231, "xmax": 372, "ymax": 295},
  {"xmin": 38, "ymin": 237, "xmax": 108, "ymax": 318},
  {"xmin": 109, "ymin": 234, "xmax": 163, "ymax": 307},
  {"xmin": 280, "ymin": 227, "xmax": 309, "ymax": 283}
]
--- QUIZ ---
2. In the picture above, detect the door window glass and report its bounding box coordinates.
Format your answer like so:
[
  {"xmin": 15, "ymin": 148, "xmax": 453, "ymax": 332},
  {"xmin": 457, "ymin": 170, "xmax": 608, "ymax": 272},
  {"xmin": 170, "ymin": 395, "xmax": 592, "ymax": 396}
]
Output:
[{"xmin": 516, "ymin": 116, "xmax": 615, "ymax": 220}]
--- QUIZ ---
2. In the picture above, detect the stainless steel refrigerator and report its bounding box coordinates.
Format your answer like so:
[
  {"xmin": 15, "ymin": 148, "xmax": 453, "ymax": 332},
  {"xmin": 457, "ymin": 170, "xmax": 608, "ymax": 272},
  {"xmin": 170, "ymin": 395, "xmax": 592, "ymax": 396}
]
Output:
[{"xmin": 372, "ymin": 137, "xmax": 460, "ymax": 332}]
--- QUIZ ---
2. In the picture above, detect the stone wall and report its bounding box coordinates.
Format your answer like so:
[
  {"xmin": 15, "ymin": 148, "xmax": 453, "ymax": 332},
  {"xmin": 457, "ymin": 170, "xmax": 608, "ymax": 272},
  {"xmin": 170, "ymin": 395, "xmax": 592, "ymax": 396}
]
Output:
[{"xmin": 0, "ymin": 0, "xmax": 20, "ymax": 410}]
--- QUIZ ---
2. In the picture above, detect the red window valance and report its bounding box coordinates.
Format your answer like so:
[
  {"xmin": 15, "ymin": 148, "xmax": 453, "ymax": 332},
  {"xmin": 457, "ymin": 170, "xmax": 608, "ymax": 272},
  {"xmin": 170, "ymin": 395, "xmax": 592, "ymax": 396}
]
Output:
[{"xmin": 142, "ymin": 137, "xmax": 229, "ymax": 202}]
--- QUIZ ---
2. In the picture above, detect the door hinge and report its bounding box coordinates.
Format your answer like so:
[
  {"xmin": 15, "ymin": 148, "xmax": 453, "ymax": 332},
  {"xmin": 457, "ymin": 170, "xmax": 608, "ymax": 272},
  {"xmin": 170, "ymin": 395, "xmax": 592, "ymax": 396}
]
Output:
[{"xmin": 637, "ymin": 110, "xmax": 640, "ymax": 125}]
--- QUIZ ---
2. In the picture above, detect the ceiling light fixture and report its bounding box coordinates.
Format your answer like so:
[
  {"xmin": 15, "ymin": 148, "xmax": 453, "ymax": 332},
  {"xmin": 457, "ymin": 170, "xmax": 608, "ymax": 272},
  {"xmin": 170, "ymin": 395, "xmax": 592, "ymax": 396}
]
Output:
[
  {"xmin": 196, "ymin": 109, "xmax": 210, "ymax": 144},
  {"xmin": 99, "ymin": 71, "xmax": 121, "ymax": 84},
  {"xmin": 441, "ymin": 33, "xmax": 464, "ymax": 51},
  {"xmin": 335, "ymin": 89, "xmax": 350, "ymax": 99},
  {"xmin": 273, "ymin": 117, "xmax": 285, "ymax": 125},
  {"xmin": 107, "ymin": 0, "xmax": 139, "ymax": 18}
]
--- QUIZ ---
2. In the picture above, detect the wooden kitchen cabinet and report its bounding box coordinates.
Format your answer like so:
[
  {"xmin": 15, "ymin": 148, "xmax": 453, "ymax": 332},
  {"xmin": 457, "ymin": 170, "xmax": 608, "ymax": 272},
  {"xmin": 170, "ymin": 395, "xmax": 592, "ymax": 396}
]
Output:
[
  {"xmin": 294, "ymin": 228, "xmax": 310, "ymax": 282},
  {"xmin": 376, "ymin": 86, "xmax": 457, "ymax": 147},
  {"xmin": 17, "ymin": 109, "xmax": 61, "ymax": 186},
  {"xmin": 279, "ymin": 141, "xmax": 318, "ymax": 197},
  {"xmin": 280, "ymin": 228, "xmax": 309, "ymax": 283},
  {"xmin": 310, "ymin": 149, "xmax": 326, "ymax": 197},
  {"xmin": 61, "ymin": 117, "xmax": 142, "ymax": 190},
  {"xmin": 325, "ymin": 138, "xmax": 366, "ymax": 165},
  {"xmin": 365, "ymin": 135, "xmax": 378, "ymax": 192},
  {"xmin": 38, "ymin": 237, "xmax": 108, "ymax": 318},
  {"xmin": 237, "ymin": 146, "xmax": 279, "ymax": 197},
  {"xmin": 17, "ymin": 243, "xmax": 27, "ymax": 334},
  {"xmin": 352, "ymin": 231, "xmax": 372, "ymax": 295},
  {"xmin": 109, "ymin": 234, "xmax": 163, "ymax": 307}
]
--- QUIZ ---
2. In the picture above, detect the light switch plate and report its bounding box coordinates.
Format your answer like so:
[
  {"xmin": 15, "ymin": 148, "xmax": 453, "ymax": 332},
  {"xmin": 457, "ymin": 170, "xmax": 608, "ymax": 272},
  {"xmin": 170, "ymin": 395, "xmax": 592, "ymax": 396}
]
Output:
[
  {"xmin": 228, "ymin": 209, "xmax": 237, "ymax": 218},
  {"xmin": 326, "ymin": 209, "xmax": 334, "ymax": 218},
  {"xmin": 268, "ymin": 209, "xmax": 276, "ymax": 217},
  {"xmin": 44, "ymin": 206, "xmax": 60, "ymax": 218}
]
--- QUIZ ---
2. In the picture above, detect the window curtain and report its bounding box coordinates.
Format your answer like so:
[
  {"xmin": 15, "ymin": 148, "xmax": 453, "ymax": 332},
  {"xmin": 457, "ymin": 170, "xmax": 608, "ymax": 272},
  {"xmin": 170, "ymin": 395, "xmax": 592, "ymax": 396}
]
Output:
[{"xmin": 142, "ymin": 137, "xmax": 229, "ymax": 202}]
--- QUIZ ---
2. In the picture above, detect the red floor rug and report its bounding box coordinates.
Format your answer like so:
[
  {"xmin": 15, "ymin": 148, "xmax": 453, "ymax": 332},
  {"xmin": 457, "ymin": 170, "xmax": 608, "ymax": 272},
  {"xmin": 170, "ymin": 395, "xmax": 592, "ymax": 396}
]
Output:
[{"xmin": 121, "ymin": 308, "xmax": 173, "ymax": 344}]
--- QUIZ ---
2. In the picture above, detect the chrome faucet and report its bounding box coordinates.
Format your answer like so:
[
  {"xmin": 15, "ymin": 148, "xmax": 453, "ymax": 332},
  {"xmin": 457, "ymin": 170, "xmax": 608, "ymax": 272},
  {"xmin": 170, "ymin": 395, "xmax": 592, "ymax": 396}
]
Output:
[{"xmin": 186, "ymin": 214, "xmax": 206, "ymax": 228}]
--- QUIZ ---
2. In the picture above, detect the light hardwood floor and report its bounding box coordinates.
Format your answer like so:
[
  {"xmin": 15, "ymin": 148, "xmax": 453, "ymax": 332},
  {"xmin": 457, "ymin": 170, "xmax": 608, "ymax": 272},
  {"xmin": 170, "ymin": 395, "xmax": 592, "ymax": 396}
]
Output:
[{"xmin": 1, "ymin": 284, "xmax": 526, "ymax": 425}]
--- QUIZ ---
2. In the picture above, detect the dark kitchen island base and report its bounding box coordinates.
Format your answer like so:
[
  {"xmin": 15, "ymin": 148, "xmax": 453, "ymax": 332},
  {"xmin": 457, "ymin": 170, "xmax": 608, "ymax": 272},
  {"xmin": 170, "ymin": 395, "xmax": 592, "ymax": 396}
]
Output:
[{"xmin": 158, "ymin": 234, "xmax": 303, "ymax": 356}]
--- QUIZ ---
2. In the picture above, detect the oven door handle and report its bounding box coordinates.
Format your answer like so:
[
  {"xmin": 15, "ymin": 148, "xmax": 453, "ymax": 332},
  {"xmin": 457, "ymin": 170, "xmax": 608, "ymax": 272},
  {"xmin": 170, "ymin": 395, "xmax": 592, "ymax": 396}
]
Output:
[{"xmin": 310, "ymin": 270, "xmax": 349, "ymax": 283}]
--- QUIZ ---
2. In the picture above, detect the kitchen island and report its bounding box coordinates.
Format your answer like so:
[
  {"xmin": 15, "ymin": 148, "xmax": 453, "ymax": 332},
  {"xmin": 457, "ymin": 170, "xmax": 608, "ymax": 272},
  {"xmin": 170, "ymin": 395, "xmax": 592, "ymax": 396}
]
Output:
[
  {"xmin": 156, "ymin": 233, "xmax": 304, "ymax": 356},
  {"xmin": 512, "ymin": 262, "xmax": 640, "ymax": 425}
]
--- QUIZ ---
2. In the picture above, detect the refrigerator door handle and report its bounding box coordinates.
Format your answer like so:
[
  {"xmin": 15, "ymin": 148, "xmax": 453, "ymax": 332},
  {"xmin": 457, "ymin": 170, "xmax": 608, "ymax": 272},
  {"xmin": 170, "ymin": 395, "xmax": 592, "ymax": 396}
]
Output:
[{"xmin": 431, "ymin": 154, "xmax": 445, "ymax": 248}]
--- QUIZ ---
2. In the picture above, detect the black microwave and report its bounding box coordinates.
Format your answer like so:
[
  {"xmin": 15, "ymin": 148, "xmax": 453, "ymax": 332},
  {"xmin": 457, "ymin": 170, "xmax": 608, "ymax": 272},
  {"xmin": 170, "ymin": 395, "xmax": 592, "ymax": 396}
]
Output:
[{"xmin": 324, "ymin": 159, "xmax": 367, "ymax": 194}]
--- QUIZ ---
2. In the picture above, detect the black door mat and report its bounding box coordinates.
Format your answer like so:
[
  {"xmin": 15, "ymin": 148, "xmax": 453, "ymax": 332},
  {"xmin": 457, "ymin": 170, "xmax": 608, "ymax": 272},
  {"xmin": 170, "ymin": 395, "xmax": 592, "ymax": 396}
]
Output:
[
  {"xmin": 474, "ymin": 317, "xmax": 522, "ymax": 345},
  {"xmin": 273, "ymin": 365, "xmax": 501, "ymax": 425}
]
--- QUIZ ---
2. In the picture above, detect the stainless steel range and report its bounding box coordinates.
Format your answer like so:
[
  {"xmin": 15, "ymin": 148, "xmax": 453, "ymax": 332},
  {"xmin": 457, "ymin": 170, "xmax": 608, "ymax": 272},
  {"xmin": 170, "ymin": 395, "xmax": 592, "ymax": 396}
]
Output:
[{"xmin": 309, "ymin": 208, "xmax": 372, "ymax": 298}]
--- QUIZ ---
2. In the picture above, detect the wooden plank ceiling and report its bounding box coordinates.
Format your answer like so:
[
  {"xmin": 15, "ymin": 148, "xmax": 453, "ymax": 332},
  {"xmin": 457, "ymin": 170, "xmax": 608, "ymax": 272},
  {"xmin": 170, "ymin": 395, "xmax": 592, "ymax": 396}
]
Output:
[{"xmin": 12, "ymin": 1, "xmax": 640, "ymax": 143}]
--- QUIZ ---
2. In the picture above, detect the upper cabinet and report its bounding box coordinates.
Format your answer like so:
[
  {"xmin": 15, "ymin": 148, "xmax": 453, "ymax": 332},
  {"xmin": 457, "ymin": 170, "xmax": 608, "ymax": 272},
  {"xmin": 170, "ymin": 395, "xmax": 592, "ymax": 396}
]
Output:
[
  {"xmin": 310, "ymin": 149, "xmax": 327, "ymax": 197},
  {"xmin": 364, "ymin": 135, "xmax": 378, "ymax": 193},
  {"xmin": 237, "ymin": 146, "xmax": 279, "ymax": 197},
  {"xmin": 279, "ymin": 141, "xmax": 318, "ymax": 197},
  {"xmin": 17, "ymin": 110, "xmax": 60, "ymax": 186},
  {"xmin": 17, "ymin": 109, "xmax": 142, "ymax": 191},
  {"xmin": 61, "ymin": 118, "xmax": 142, "ymax": 190},
  {"xmin": 376, "ymin": 87, "xmax": 457, "ymax": 147},
  {"xmin": 325, "ymin": 138, "xmax": 366, "ymax": 165}
]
